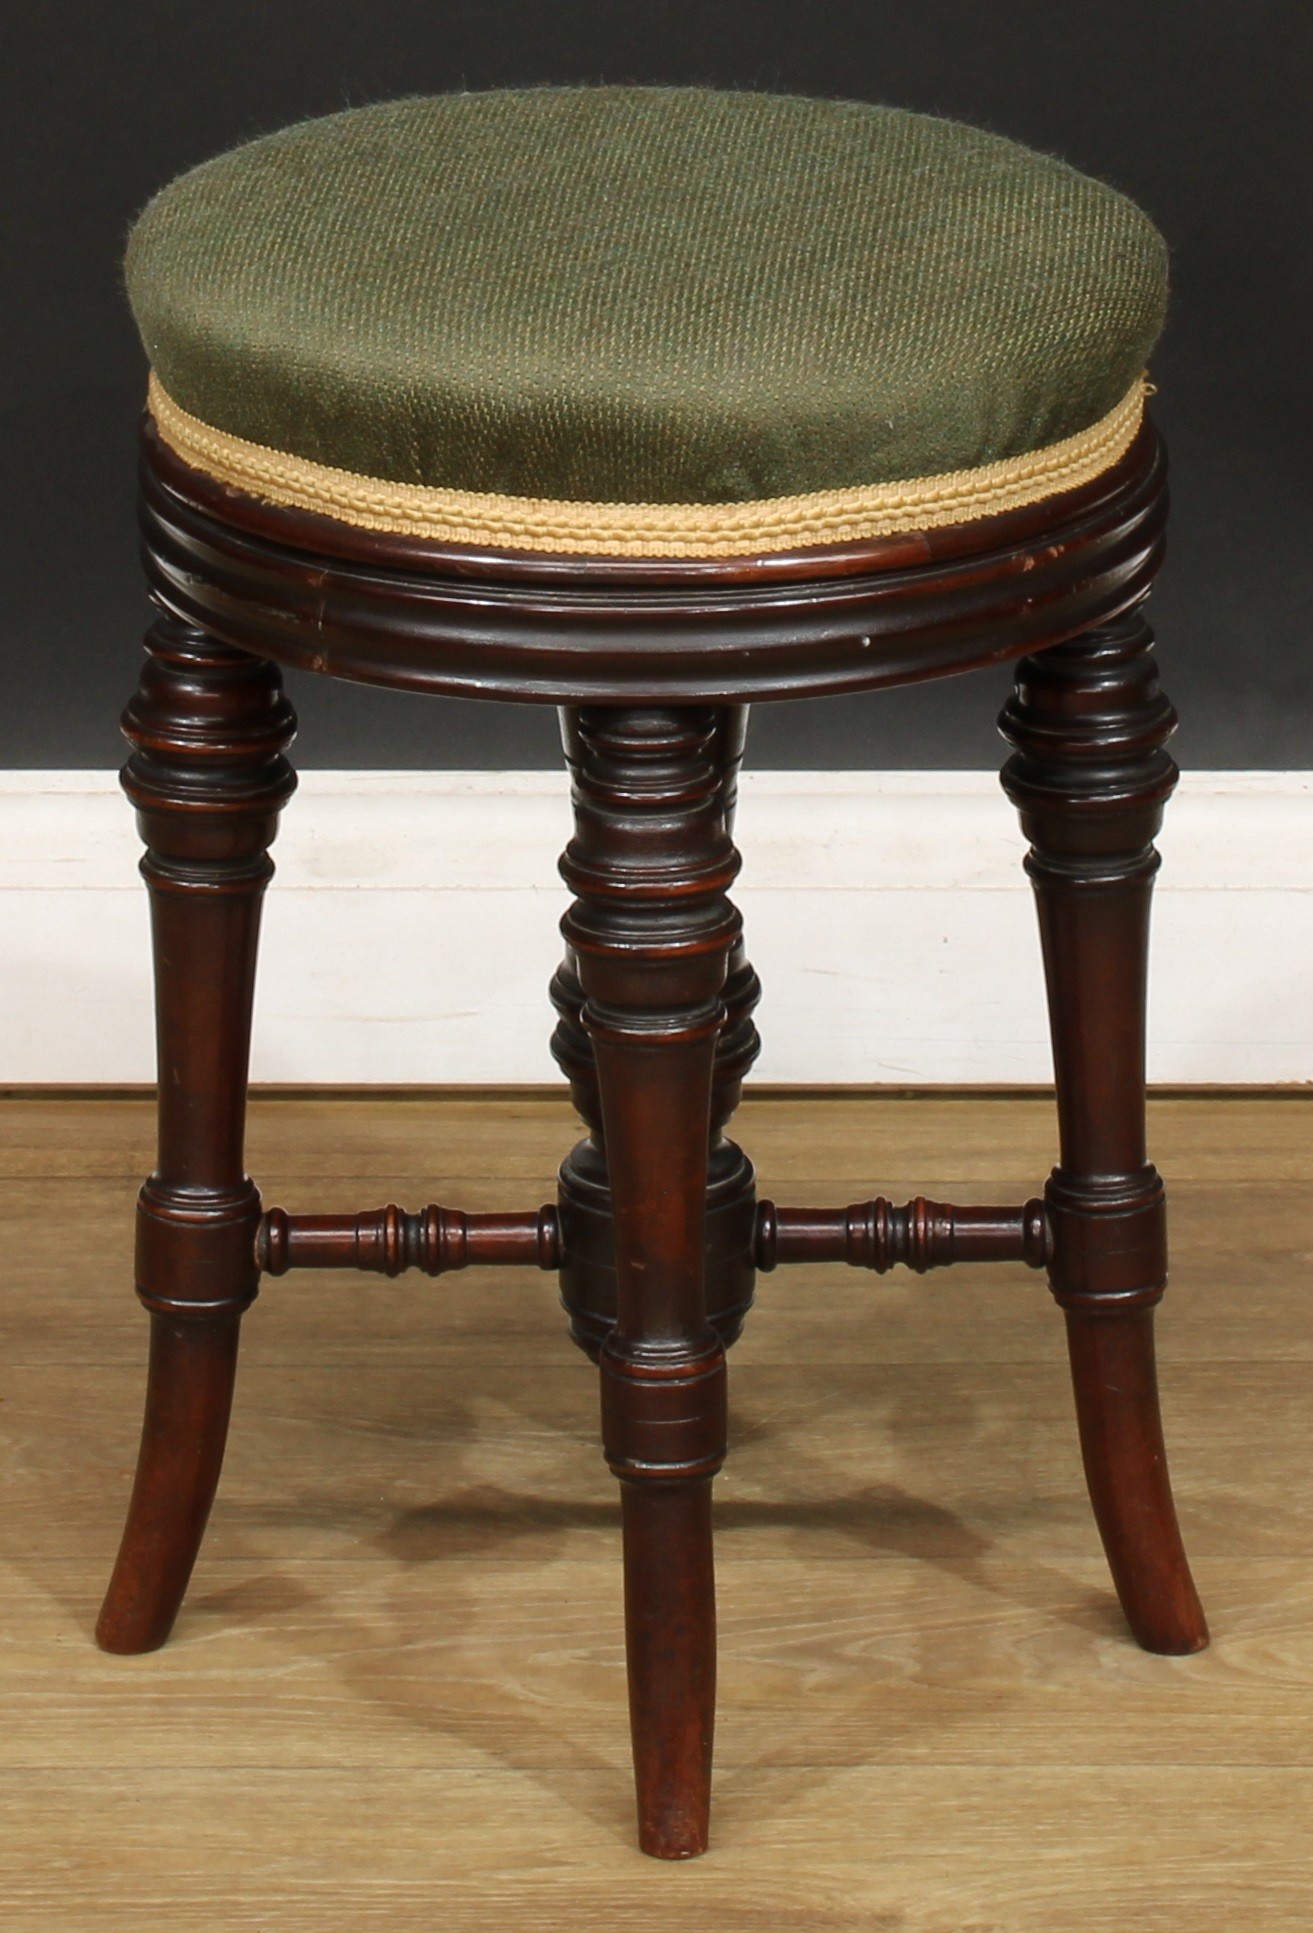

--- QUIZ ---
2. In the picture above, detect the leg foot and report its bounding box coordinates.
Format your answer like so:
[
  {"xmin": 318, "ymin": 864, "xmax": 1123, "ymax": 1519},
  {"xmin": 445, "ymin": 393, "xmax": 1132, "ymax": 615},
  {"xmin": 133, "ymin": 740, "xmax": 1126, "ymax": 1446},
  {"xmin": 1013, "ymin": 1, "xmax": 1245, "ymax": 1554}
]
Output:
[
  {"xmin": 1065, "ymin": 1306, "xmax": 1207, "ymax": 1653},
  {"xmin": 96, "ymin": 1314, "xmax": 241, "ymax": 1653},
  {"xmin": 621, "ymin": 1479, "xmax": 717, "ymax": 1857}
]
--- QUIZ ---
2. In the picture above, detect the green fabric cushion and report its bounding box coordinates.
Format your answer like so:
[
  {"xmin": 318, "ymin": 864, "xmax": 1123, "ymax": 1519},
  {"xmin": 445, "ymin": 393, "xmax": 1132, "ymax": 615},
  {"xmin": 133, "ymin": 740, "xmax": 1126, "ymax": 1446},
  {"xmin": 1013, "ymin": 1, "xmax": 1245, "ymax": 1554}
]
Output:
[{"xmin": 126, "ymin": 87, "xmax": 1167, "ymax": 506}]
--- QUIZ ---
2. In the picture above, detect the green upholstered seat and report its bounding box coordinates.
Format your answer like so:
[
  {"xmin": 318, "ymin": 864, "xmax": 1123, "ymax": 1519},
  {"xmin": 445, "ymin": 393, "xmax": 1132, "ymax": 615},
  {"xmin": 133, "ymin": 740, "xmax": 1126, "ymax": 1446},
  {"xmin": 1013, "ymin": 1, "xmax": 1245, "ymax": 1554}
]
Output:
[{"xmin": 127, "ymin": 88, "xmax": 1166, "ymax": 550}]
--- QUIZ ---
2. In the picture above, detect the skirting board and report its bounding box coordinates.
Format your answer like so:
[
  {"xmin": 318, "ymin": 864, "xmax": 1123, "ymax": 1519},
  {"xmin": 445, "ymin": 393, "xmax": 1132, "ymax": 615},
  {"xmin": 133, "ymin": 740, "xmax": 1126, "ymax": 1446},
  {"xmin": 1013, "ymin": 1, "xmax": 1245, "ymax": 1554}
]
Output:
[{"xmin": 1, "ymin": 770, "xmax": 1309, "ymax": 1084}]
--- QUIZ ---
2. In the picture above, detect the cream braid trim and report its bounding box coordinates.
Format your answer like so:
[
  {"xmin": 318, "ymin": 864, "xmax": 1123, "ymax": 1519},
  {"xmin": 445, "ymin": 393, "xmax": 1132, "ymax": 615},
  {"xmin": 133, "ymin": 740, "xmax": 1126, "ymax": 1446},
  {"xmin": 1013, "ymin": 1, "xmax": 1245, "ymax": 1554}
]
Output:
[{"xmin": 148, "ymin": 372, "xmax": 1148, "ymax": 560}]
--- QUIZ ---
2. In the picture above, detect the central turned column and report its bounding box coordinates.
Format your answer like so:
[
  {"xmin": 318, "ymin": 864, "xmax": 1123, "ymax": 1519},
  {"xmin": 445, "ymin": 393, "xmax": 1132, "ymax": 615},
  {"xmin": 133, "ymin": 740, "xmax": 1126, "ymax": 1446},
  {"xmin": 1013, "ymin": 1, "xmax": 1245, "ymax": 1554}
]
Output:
[
  {"xmin": 559, "ymin": 707, "xmax": 742, "ymax": 1860},
  {"xmin": 552, "ymin": 706, "xmax": 760, "ymax": 1359}
]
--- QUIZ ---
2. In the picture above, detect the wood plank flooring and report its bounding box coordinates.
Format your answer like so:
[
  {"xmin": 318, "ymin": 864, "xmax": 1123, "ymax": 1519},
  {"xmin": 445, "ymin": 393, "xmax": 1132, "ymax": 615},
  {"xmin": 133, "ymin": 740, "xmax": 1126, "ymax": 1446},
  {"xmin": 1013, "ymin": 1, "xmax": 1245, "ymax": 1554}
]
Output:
[{"xmin": 1, "ymin": 1092, "xmax": 1310, "ymax": 1930}]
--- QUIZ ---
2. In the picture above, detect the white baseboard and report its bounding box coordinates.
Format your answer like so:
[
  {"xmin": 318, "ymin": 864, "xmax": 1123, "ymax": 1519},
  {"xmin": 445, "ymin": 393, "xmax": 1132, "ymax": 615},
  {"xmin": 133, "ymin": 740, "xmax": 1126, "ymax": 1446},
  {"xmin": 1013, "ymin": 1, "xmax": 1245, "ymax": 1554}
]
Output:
[{"xmin": 1, "ymin": 770, "xmax": 1309, "ymax": 1084}]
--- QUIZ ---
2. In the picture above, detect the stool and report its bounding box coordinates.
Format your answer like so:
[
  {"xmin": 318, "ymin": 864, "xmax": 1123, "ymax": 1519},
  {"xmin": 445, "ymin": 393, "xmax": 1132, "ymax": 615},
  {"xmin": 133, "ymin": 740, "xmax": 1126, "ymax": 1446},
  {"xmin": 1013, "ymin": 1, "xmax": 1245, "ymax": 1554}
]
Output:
[{"xmin": 97, "ymin": 88, "xmax": 1208, "ymax": 1858}]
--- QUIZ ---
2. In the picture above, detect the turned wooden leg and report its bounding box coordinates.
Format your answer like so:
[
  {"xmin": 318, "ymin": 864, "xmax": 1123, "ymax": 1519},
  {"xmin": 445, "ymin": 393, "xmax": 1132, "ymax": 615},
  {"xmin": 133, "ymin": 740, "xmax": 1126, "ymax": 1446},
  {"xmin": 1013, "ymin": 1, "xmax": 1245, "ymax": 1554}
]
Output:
[
  {"xmin": 96, "ymin": 616, "xmax": 296, "ymax": 1654},
  {"xmin": 560, "ymin": 706, "xmax": 740, "ymax": 1857},
  {"xmin": 1000, "ymin": 609, "xmax": 1207, "ymax": 1655},
  {"xmin": 552, "ymin": 705, "xmax": 760, "ymax": 1358}
]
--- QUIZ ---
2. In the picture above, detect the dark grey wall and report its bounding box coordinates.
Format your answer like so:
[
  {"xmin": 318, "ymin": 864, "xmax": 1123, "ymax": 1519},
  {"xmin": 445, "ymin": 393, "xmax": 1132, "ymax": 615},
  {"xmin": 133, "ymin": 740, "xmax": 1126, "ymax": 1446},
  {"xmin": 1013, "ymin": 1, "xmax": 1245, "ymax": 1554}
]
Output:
[{"xmin": 3, "ymin": 1, "xmax": 1310, "ymax": 769}]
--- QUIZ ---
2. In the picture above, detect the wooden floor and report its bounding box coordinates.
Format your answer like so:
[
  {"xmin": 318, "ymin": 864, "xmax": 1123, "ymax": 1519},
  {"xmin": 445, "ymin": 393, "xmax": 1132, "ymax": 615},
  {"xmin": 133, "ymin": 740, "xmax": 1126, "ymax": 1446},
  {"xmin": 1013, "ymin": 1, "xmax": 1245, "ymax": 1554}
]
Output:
[{"xmin": 1, "ymin": 1092, "xmax": 1311, "ymax": 1930}]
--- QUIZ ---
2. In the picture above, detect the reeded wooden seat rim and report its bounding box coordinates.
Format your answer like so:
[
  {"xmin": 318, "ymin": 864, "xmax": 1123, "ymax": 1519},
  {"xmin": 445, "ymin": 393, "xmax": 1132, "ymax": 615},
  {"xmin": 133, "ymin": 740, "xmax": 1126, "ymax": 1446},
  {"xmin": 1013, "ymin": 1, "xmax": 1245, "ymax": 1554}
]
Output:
[{"xmin": 140, "ymin": 415, "xmax": 1167, "ymax": 706}]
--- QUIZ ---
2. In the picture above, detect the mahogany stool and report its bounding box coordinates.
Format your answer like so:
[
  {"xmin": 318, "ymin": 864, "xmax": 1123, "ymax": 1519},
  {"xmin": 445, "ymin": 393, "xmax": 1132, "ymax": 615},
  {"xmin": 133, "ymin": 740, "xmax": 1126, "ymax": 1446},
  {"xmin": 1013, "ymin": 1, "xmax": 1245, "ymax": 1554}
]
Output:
[{"xmin": 99, "ymin": 88, "xmax": 1208, "ymax": 1858}]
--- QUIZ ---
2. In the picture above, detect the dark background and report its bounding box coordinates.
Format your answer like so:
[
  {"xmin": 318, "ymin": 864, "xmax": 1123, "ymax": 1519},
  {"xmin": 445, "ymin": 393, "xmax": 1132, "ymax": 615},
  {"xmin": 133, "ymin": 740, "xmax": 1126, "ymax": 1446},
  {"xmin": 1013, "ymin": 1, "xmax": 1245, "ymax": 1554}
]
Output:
[{"xmin": 4, "ymin": 0, "xmax": 1309, "ymax": 769}]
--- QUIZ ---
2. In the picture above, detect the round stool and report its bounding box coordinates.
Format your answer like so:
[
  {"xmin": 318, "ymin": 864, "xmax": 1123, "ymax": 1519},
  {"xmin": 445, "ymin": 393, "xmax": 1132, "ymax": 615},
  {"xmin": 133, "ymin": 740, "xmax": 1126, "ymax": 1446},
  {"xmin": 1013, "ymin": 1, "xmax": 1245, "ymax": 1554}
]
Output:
[{"xmin": 97, "ymin": 87, "xmax": 1208, "ymax": 1858}]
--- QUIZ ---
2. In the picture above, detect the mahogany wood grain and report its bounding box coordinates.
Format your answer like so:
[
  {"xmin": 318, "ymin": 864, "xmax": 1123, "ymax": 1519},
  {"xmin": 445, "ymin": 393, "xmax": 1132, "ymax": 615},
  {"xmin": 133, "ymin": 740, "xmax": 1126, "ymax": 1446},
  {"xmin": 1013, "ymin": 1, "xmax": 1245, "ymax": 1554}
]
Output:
[
  {"xmin": 758, "ymin": 1198, "xmax": 1049, "ymax": 1272},
  {"xmin": 559, "ymin": 707, "xmax": 741, "ymax": 1857},
  {"xmin": 93, "ymin": 1313, "xmax": 241, "ymax": 1655},
  {"xmin": 96, "ymin": 616, "xmax": 296, "ymax": 1654},
  {"xmin": 1000, "ymin": 610, "xmax": 1208, "ymax": 1655},
  {"xmin": 138, "ymin": 418, "xmax": 1167, "ymax": 703},
  {"xmin": 552, "ymin": 705, "xmax": 759, "ymax": 1359},
  {"xmin": 256, "ymin": 1204, "xmax": 559, "ymax": 1276},
  {"xmin": 98, "ymin": 404, "xmax": 1210, "ymax": 1855}
]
